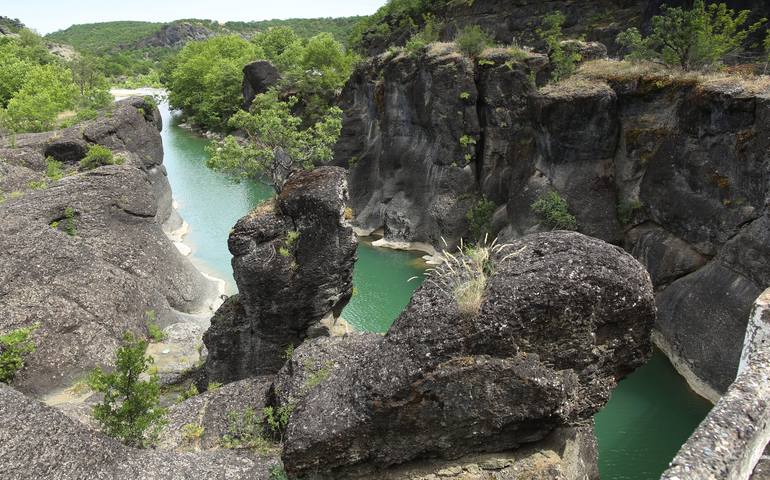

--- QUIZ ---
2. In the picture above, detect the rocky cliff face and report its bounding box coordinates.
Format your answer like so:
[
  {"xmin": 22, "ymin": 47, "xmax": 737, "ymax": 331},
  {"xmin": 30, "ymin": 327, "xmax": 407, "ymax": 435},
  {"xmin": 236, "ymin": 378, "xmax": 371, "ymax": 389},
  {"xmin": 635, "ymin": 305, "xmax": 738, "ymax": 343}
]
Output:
[
  {"xmin": 134, "ymin": 22, "xmax": 214, "ymax": 49},
  {"xmin": 242, "ymin": 61, "xmax": 281, "ymax": 111},
  {"xmin": 335, "ymin": 45, "xmax": 770, "ymax": 395},
  {"xmin": 203, "ymin": 167, "xmax": 357, "ymax": 385},
  {"xmin": 0, "ymin": 98, "xmax": 219, "ymax": 395},
  {"xmin": 275, "ymin": 231, "xmax": 654, "ymax": 477}
]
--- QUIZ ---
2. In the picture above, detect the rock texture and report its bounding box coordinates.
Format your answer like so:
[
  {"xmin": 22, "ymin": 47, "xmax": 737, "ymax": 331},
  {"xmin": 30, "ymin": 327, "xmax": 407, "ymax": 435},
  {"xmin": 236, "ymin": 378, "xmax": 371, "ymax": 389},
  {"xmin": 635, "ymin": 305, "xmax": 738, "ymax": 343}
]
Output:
[
  {"xmin": 242, "ymin": 60, "xmax": 281, "ymax": 111},
  {"xmin": 336, "ymin": 44, "xmax": 770, "ymax": 394},
  {"xmin": 203, "ymin": 167, "xmax": 356, "ymax": 385},
  {"xmin": 135, "ymin": 22, "xmax": 214, "ymax": 49},
  {"xmin": 0, "ymin": 383, "xmax": 278, "ymax": 479},
  {"xmin": 276, "ymin": 231, "xmax": 655, "ymax": 478},
  {"xmin": 0, "ymin": 98, "xmax": 218, "ymax": 395}
]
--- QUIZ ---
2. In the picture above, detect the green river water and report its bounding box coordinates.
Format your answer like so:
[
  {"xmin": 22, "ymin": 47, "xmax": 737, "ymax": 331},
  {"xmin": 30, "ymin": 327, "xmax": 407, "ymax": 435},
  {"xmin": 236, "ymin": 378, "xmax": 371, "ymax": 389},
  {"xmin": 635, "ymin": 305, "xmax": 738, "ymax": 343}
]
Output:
[{"xmin": 159, "ymin": 103, "xmax": 711, "ymax": 479}]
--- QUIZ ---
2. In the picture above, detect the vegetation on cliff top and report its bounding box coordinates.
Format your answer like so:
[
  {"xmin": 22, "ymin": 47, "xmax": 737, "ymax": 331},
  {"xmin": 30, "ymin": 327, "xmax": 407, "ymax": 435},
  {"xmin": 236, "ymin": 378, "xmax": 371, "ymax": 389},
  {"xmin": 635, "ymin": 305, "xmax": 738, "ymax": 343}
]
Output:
[
  {"xmin": 0, "ymin": 324, "xmax": 39, "ymax": 384},
  {"xmin": 617, "ymin": 0, "xmax": 767, "ymax": 70},
  {"xmin": 0, "ymin": 30, "xmax": 111, "ymax": 133}
]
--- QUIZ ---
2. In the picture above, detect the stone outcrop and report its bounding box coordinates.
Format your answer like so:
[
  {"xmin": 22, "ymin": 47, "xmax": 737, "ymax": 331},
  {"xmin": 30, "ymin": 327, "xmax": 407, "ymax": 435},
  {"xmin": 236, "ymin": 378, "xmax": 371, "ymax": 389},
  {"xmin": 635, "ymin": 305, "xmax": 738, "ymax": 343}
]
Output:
[
  {"xmin": 335, "ymin": 43, "xmax": 770, "ymax": 395},
  {"xmin": 203, "ymin": 167, "xmax": 356, "ymax": 385},
  {"xmin": 275, "ymin": 231, "xmax": 655, "ymax": 478},
  {"xmin": 134, "ymin": 22, "xmax": 213, "ymax": 49},
  {"xmin": 0, "ymin": 383, "xmax": 279, "ymax": 479},
  {"xmin": 242, "ymin": 60, "xmax": 281, "ymax": 111},
  {"xmin": 0, "ymin": 98, "xmax": 219, "ymax": 395}
]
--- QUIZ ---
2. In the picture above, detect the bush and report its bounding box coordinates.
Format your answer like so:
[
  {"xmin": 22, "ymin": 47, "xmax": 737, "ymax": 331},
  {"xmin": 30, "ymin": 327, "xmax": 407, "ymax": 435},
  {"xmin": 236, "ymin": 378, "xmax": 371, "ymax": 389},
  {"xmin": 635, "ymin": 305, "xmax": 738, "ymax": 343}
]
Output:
[
  {"xmin": 46, "ymin": 157, "xmax": 64, "ymax": 181},
  {"xmin": 616, "ymin": 0, "xmax": 766, "ymax": 71},
  {"xmin": 405, "ymin": 13, "xmax": 442, "ymax": 55},
  {"xmin": 88, "ymin": 332, "xmax": 167, "ymax": 448},
  {"xmin": 80, "ymin": 144, "xmax": 122, "ymax": 171},
  {"xmin": 537, "ymin": 11, "xmax": 581, "ymax": 81},
  {"xmin": 531, "ymin": 191, "xmax": 577, "ymax": 230},
  {"xmin": 466, "ymin": 196, "xmax": 496, "ymax": 242},
  {"xmin": 0, "ymin": 324, "xmax": 39, "ymax": 383},
  {"xmin": 455, "ymin": 25, "xmax": 493, "ymax": 58}
]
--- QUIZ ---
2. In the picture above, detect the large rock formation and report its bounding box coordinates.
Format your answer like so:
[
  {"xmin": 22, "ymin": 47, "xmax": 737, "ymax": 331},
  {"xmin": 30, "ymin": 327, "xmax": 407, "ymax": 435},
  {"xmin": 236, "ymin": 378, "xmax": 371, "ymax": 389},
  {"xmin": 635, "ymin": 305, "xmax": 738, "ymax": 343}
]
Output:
[
  {"xmin": 242, "ymin": 60, "xmax": 281, "ymax": 111},
  {"xmin": 203, "ymin": 167, "xmax": 357, "ymax": 384},
  {"xmin": 275, "ymin": 231, "xmax": 655, "ymax": 477},
  {"xmin": 336, "ymin": 42, "xmax": 770, "ymax": 396},
  {"xmin": 0, "ymin": 98, "xmax": 219, "ymax": 395}
]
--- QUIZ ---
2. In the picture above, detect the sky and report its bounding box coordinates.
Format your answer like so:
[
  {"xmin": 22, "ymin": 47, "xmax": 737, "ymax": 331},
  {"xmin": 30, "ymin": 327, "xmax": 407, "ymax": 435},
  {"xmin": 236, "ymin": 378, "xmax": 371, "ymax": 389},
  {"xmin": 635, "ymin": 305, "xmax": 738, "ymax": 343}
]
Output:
[{"xmin": 2, "ymin": 0, "xmax": 388, "ymax": 35}]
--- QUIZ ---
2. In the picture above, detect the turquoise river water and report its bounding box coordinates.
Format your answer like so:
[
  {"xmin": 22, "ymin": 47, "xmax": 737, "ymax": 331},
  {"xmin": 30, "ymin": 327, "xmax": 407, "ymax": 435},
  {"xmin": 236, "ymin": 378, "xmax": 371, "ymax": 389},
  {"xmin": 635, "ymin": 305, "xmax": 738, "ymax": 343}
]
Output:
[{"xmin": 159, "ymin": 103, "xmax": 711, "ymax": 479}]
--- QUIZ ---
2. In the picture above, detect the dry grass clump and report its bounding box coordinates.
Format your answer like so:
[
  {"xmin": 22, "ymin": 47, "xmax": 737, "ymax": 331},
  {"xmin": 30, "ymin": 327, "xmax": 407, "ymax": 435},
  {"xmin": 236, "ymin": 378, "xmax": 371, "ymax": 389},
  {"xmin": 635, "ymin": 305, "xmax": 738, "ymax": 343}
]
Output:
[
  {"xmin": 422, "ymin": 237, "xmax": 526, "ymax": 318},
  {"xmin": 538, "ymin": 75, "xmax": 615, "ymax": 98},
  {"xmin": 577, "ymin": 59, "xmax": 770, "ymax": 96}
]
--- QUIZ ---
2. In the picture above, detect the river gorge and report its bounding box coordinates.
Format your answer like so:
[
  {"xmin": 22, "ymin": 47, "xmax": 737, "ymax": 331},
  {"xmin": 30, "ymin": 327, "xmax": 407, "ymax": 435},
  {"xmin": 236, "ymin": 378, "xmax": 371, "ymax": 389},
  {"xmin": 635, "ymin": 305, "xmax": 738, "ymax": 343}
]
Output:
[{"xmin": 157, "ymin": 99, "xmax": 712, "ymax": 480}]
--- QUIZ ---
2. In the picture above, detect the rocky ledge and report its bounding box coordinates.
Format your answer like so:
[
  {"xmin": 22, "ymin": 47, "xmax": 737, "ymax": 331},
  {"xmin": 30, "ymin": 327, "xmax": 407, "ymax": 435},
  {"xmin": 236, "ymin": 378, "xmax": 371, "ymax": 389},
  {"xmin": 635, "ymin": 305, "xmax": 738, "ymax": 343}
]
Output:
[{"xmin": 0, "ymin": 98, "xmax": 219, "ymax": 395}]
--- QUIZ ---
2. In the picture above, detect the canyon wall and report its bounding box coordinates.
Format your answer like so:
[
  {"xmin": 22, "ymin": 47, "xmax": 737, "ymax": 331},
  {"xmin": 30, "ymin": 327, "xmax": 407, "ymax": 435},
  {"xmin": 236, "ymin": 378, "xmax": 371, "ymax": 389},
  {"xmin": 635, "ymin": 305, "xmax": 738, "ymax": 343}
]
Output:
[{"xmin": 334, "ymin": 46, "xmax": 770, "ymax": 395}]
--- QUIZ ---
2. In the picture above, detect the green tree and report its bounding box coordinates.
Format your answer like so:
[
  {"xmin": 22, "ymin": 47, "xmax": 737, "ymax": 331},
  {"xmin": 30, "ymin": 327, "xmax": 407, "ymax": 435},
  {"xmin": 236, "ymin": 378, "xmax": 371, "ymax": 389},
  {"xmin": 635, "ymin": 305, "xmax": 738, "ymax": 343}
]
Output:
[
  {"xmin": 168, "ymin": 35, "xmax": 262, "ymax": 130},
  {"xmin": 531, "ymin": 191, "xmax": 577, "ymax": 230},
  {"xmin": 537, "ymin": 11, "xmax": 581, "ymax": 81},
  {"xmin": 617, "ymin": 0, "xmax": 766, "ymax": 71},
  {"xmin": 88, "ymin": 332, "xmax": 166, "ymax": 448},
  {"xmin": 207, "ymin": 90, "xmax": 342, "ymax": 192},
  {"xmin": 2, "ymin": 64, "xmax": 78, "ymax": 133},
  {"xmin": 454, "ymin": 25, "xmax": 493, "ymax": 58}
]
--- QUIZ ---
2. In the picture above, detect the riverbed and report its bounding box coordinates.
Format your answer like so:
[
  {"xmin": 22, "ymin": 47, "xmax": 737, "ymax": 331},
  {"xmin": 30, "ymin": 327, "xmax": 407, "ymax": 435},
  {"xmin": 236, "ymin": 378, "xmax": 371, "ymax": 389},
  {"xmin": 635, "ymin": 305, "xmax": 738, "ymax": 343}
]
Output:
[{"xmin": 158, "ymin": 101, "xmax": 711, "ymax": 480}]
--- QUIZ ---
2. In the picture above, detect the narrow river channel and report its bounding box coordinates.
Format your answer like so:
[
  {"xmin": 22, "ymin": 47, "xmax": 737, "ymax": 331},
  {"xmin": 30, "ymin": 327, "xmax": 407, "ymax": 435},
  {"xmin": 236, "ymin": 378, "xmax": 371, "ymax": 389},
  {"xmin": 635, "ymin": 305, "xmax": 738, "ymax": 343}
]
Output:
[{"xmin": 158, "ymin": 101, "xmax": 712, "ymax": 480}]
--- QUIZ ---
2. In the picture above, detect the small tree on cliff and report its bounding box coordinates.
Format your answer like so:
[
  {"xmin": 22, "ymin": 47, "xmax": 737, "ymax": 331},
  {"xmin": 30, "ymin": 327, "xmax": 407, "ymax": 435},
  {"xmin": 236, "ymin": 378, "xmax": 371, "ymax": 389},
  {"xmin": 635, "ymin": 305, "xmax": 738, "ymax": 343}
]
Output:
[
  {"xmin": 617, "ymin": 0, "xmax": 766, "ymax": 71},
  {"xmin": 88, "ymin": 332, "xmax": 166, "ymax": 448},
  {"xmin": 206, "ymin": 90, "xmax": 342, "ymax": 192}
]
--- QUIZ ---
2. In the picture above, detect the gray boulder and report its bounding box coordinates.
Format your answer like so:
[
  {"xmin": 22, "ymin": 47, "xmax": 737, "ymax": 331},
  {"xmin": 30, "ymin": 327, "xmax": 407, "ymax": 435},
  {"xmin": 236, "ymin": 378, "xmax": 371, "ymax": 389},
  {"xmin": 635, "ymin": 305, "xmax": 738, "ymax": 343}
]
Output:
[
  {"xmin": 242, "ymin": 60, "xmax": 281, "ymax": 111},
  {"xmin": 203, "ymin": 167, "xmax": 357, "ymax": 384},
  {"xmin": 277, "ymin": 231, "xmax": 655, "ymax": 477}
]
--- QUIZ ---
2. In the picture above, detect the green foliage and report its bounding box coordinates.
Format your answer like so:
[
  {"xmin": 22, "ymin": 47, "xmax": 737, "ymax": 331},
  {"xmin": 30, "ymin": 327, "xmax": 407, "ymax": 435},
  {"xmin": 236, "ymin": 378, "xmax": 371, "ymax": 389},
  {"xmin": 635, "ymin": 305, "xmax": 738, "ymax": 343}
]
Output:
[
  {"xmin": 466, "ymin": 196, "xmax": 496, "ymax": 242},
  {"xmin": 221, "ymin": 408, "xmax": 273, "ymax": 452},
  {"xmin": 537, "ymin": 11, "xmax": 581, "ymax": 82},
  {"xmin": 617, "ymin": 0, "xmax": 766, "ymax": 70},
  {"xmin": 168, "ymin": 35, "xmax": 262, "ymax": 131},
  {"xmin": 303, "ymin": 363, "xmax": 333, "ymax": 390},
  {"xmin": 27, "ymin": 180, "xmax": 47, "ymax": 190},
  {"xmin": 146, "ymin": 322, "xmax": 166, "ymax": 342},
  {"xmin": 262, "ymin": 404, "xmax": 294, "ymax": 442},
  {"xmin": 2, "ymin": 64, "xmax": 78, "ymax": 133},
  {"xmin": 455, "ymin": 25, "xmax": 493, "ymax": 58},
  {"xmin": 531, "ymin": 191, "xmax": 577, "ymax": 230},
  {"xmin": 349, "ymin": 0, "xmax": 439, "ymax": 52},
  {"xmin": 178, "ymin": 384, "xmax": 199, "ymax": 402},
  {"xmin": 206, "ymin": 91, "xmax": 342, "ymax": 191},
  {"xmin": 270, "ymin": 465, "xmax": 289, "ymax": 480},
  {"xmin": 181, "ymin": 423, "xmax": 205, "ymax": 446},
  {"xmin": 47, "ymin": 157, "xmax": 65, "ymax": 182},
  {"xmin": 88, "ymin": 332, "xmax": 167, "ymax": 447},
  {"xmin": 285, "ymin": 230, "xmax": 300, "ymax": 247},
  {"xmin": 207, "ymin": 382, "xmax": 223, "ymax": 392},
  {"xmin": 64, "ymin": 207, "xmax": 77, "ymax": 236},
  {"xmin": 459, "ymin": 91, "xmax": 471, "ymax": 100},
  {"xmin": 405, "ymin": 13, "xmax": 442, "ymax": 55},
  {"xmin": 278, "ymin": 246, "xmax": 291, "ymax": 258},
  {"xmin": 0, "ymin": 324, "xmax": 39, "ymax": 383},
  {"xmin": 79, "ymin": 144, "xmax": 122, "ymax": 170},
  {"xmin": 283, "ymin": 343, "xmax": 295, "ymax": 361}
]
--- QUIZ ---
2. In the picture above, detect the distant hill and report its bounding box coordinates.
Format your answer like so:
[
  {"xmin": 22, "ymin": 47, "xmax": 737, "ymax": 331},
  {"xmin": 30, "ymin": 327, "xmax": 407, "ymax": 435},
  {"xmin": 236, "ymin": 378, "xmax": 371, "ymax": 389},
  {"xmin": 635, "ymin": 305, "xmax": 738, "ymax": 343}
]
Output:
[{"xmin": 45, "ymin": 17, "xmax": 366, "ymax": 54}]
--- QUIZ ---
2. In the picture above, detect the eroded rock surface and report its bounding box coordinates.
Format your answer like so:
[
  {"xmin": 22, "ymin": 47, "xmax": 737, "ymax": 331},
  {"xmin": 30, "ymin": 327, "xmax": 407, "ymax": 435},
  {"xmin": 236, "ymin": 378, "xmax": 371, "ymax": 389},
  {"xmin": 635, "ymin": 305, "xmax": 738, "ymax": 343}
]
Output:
[
  {"xmin": 0, "ymin": 98, "xmax": 218, "ymax": 395},
  {"xmin": 242, "ymin": 60, "xmax": 281, "ymax": 111},
  {"xmin": 277, "ymin": 231, "xmax": 654, "ymax": 478},
  {"xmin": 203, "ymin": 167, "xmax": 357, "ymax": 384},
  {"xmin": 0, "ymin": 383, "xmax": 278, "ymax": 479}
]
